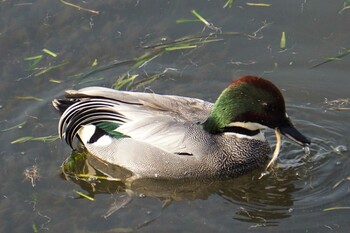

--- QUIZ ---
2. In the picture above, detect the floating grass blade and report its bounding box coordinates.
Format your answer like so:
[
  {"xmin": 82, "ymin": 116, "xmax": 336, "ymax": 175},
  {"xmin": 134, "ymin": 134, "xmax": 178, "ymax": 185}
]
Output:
[
  {"xmin": 163, "ymin": 38, "xmax": 224, "ymax": 51},
  {"xmin": 113, "ymin": 74, "xmax": 139, "ymax": 90},
  {"xmin": 11, "ymin": 135, "xmax": 59, "ymax": 144},
  {"xmin": 223, "ymin": 0, "xmax": 235, "ymax": 8},
  {"xmin": 34, "ymin": 61, "xmax": 68, "ymax": 77},
  {"xmin": 324, "ymin": 57, "xmax": 342, "ymax": 61},
  {"xmin": 113, "ymin": 32, "xmax": 253, "ymax": 90},
  {"xmin": 49, "ymin": 79, "xmax": 63, "ymax": 83},
  {"xmin": 190, "ymin": 9, "xmax": 221, "ymax": 31},
  {"xmin": 24, "ymin": 55, "xmax": 43, "ymax": 71},
  {"xmin": 246, "ymin": 2, "xmax": 272, "ymax": 7},
  {"xmin": 176, "ymin": 19, "xmax": 201, "ymax": 23},
  {"xmin": 111, "ymin": 34, "xmax": 227, "ymax": 90},
  {"xmin": 42, "ymin": 48, "xmax": 57, "ymax": 57},
  {"xmin": 74, "ymin": 190, "xmax": 94, "ymax": 201},
  {"xmin": 11, "ymin": 136, "xmax": 33, "ymax": 144},
  {"xmin": 24, "ymin": 55, "xmax": 43, "ymax": 61},
  {"xmin": 59, "ymin": 0, "xmax": 99, "ymax": 14},
  {"xmin": 323, "ymin": 206, "xmax": 350, "ymax": 211},
  {"xmin": 141, "ymin": 32, "xmax": 242, "ymax": 49},
  {"xmin": 134, "ymin": 51, "xmax": 164, "ymax": 69},
  {"xmin": 75, "ymin": 59, "xmax": 135, "ymax": 80},
  {"xmin": 76, "ymin": 31, "xmax": 255, "ymax": 90},
  {"xmin": 311, "ymin": 47, "xmax": 350, "ymax": 69},
  {"xmin": 78, "ymin": 77, "xmax": 105, "ymax": 85},
  {"xmin": 32, "ymin": 135, "xmax": 60, "ymax": 142},
  {"xmin": 91, "ymin": 58, "xmax": 98, "ymax": 67},
  {"xmin": 129, "ymin": 68, "xmax": 177, "ymax": 90},
  {"xmin": 280, "ymin": 32, "xmax": 286, "ymax": 49},
  {"xmin": 191, "ymin": 9, "xmax": 210, "ymax": 27},
  {"xmin": 2, "ymin": 121, "xmax": 26, "ymax": 132},
  {"xmin": 15, "ymin": 96, "xmax": 44, "ymax": 101},
  {"xmin": 77, "ymin": 174, "xmax": 121, "ymax": 181},
  {"xmin": 165, "ymin": 45, "xmax": 197, "ymax": 51},
  {"xmin": 32, "ymin": 223, "xmax": 38, "ymax": 233}
]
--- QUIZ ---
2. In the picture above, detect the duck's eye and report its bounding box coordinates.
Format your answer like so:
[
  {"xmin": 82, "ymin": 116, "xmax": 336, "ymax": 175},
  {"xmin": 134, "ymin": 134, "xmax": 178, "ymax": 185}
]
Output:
[
  {"xmin": 262, "ymin": 102, "xmax": 275, "ymax": 112},
  {"xmin": 262, "ymin": 102, "xmax": 270, "ymax": 109}
]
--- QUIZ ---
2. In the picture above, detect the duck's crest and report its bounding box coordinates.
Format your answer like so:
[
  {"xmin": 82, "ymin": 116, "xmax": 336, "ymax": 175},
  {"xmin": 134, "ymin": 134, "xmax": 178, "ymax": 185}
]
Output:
[{"xmin": 229, "ymin": 76, "xmax": 285, "ymax": 105}]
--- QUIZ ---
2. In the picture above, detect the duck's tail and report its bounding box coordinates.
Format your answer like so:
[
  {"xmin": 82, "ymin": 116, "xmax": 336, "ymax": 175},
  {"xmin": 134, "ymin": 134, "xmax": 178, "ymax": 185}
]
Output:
[
  {"xmin": 52, "ymin": 98, "xmax": 77, "ymax": 113},
  {"xmin": 52, "ymin": 89, "xmax": 126, "ymax": 149}
]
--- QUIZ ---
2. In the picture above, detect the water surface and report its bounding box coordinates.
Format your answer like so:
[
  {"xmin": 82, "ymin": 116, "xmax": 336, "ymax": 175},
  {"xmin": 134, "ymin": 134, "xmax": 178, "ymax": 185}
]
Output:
[{"xmin": 1, "ymin": 1, "xmax": 349, "ymax": 232}]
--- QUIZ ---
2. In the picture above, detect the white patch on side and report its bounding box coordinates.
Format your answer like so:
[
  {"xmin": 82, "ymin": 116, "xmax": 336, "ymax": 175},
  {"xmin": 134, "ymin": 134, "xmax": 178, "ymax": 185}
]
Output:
[
  {"xmin": 78, "ymin": 125, "xmax": 96, "ymax": 143},
  {"xmin": 78, "ymin": 125, "xmax": 113, "ymax": 147},
  {"xmin": 93, "ymin": 135, "xmax": 113, "ymax": 147}
]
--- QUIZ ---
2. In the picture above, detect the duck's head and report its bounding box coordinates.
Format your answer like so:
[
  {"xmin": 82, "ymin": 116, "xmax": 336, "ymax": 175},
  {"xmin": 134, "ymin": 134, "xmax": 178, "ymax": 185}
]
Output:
[{"xmin": 204, "ymin": 76, "xmax": 310, "ymax": 147}]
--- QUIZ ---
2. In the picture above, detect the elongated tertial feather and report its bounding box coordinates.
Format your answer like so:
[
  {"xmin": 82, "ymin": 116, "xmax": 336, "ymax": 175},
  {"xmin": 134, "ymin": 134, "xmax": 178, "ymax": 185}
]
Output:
[{"xmin": 266, "ymin": 128, "xmax": 282, "ymax": 169}]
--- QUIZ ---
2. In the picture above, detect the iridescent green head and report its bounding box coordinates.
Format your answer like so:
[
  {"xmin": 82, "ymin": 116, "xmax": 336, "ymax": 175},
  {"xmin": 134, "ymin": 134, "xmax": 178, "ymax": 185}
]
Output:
[{"xmin": 204, "ymin": 76, "xmax": 310, "ymax": 146}]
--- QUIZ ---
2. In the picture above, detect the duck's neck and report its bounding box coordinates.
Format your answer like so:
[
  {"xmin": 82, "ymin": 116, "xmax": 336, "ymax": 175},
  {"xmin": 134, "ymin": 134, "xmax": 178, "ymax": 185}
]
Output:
[{"xmin": 203, "ymin": 87, "xmax": 240, "ymax": 134}]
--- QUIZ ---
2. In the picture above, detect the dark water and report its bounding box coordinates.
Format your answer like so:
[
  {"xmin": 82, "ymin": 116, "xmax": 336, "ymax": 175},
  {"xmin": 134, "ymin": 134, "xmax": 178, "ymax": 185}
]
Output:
[{"xmin": 1, "ymin": 0, "xmax": 350, "ymax": 232}]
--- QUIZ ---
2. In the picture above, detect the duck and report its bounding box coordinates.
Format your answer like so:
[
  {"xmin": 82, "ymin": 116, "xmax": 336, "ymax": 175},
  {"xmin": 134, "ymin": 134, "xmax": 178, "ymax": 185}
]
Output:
[{"xmin": 53, "ymin": 76, "xmax": 310, "ymax": 179}]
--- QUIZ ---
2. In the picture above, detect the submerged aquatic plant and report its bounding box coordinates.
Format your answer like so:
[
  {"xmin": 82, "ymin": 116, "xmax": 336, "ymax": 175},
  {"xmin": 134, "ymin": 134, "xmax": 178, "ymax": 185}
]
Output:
[
  {"xmin": 23, "ymin": 165, "xmax": 40, "ymax": 187},
  {"xmin": 62, "ymin": 150, "xmax": 88, "ymax": 177}
]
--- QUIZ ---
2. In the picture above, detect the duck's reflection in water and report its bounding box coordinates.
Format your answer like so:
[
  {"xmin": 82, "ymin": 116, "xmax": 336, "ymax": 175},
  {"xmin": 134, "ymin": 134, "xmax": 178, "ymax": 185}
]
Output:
[{"xmin": 62, "ymin": 149, "xmax": 296, "ymax": 227}]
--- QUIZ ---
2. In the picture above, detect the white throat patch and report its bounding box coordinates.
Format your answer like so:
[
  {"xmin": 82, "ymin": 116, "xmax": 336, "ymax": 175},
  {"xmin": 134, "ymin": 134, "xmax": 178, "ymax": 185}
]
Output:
[
  {"xmin": 224, "ymin": 130, "xmax": 266, "ymax": 141},
  {"xmin": 228, "ymin": 121, "xmax": 267, "ymax": 131},
  {"xmin": 225, "ymin": 121, "xmax": 267, "ymax": 141}
]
